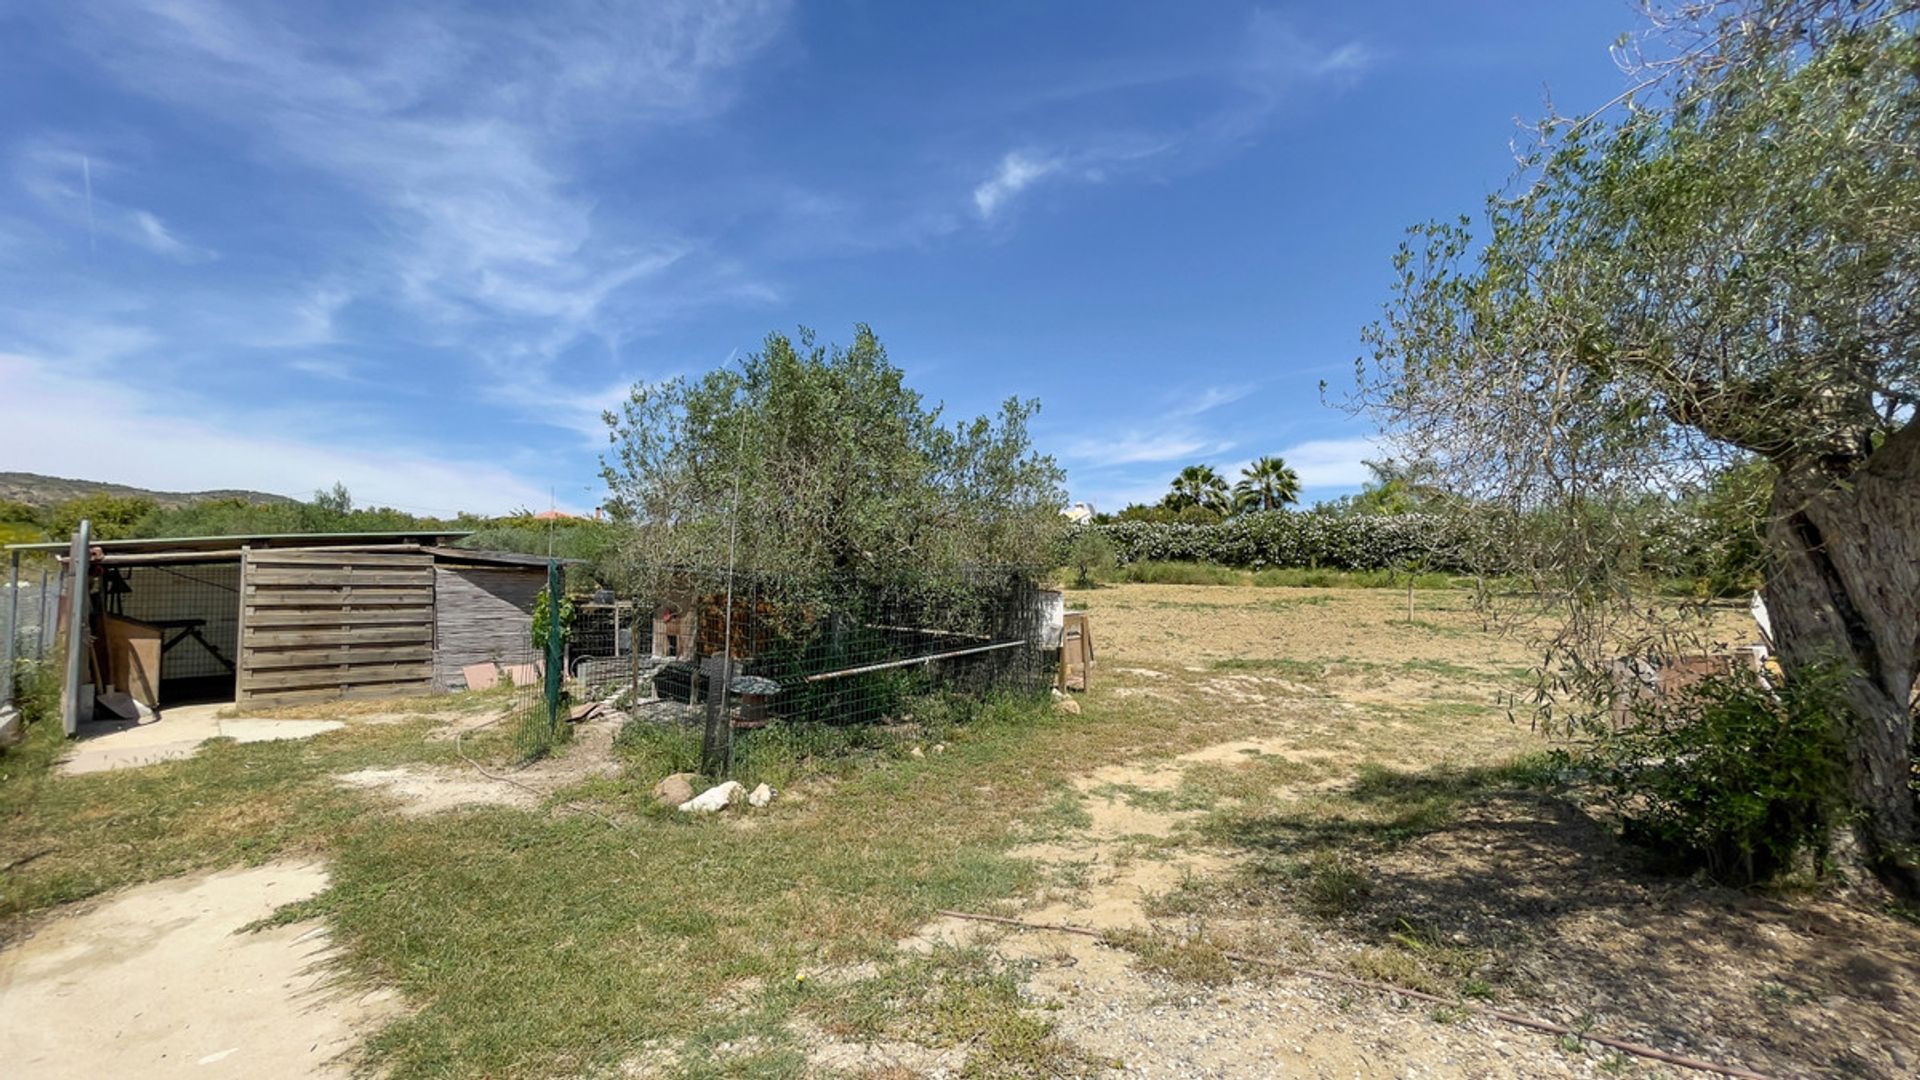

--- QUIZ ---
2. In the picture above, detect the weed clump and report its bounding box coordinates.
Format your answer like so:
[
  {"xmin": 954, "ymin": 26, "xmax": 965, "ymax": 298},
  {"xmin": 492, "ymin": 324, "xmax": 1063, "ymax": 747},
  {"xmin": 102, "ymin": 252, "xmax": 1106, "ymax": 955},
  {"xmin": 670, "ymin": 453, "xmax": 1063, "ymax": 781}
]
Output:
[{"xmin": 1598, "ymin": 666, "xmax": 1848, "ymax": 885}]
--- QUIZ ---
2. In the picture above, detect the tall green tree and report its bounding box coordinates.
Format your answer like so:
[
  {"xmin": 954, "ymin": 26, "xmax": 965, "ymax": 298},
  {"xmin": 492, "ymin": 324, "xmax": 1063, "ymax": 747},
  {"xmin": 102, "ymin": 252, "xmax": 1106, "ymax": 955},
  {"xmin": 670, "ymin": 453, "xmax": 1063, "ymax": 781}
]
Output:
[
  {"xmin": 1358, "ymin": 1, "xmax": 1920, "ymax": 893},
  {"xmin": 1163, "ymin": 464, "xmax": 1230, "ymax": 514},
  {"xmin": 47, "ymin": 495, "xmax": 154, "ymax": 541},
  {"xmin": 600, "ymin": 325, "xmax": 1066, "ymax": 582},
  {"xmin": 1232, "ymin": 455, "xmax": 1302, "ymax": 513}
]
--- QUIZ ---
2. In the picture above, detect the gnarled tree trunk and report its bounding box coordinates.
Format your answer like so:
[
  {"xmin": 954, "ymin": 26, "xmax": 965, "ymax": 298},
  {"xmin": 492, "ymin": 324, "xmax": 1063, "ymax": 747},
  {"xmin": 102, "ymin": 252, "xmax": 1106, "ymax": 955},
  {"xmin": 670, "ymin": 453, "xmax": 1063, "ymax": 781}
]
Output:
[{"xmin": 1763, "ymin": 423, "xmax": 1920, "ymax": 898}]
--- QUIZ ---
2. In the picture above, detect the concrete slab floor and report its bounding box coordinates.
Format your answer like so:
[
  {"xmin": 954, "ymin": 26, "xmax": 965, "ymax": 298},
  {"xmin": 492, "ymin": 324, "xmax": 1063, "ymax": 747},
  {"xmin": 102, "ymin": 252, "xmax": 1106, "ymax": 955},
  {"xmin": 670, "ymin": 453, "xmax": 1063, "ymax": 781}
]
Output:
[{"xmin": 55, "ymin": 703, "xmax": 344, "ymax": 777}]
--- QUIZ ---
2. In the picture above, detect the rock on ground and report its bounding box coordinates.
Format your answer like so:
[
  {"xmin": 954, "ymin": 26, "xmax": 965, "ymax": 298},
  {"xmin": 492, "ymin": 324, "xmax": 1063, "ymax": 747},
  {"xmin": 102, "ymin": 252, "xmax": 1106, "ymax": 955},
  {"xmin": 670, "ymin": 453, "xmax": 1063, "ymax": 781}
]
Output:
[
  {"xmin": 679, "ymin": 781, "xmax": 745, "ymax": 813},
  {"xmin": 652, "ymin": 772, "xmax": 698, "ymax": 807}
]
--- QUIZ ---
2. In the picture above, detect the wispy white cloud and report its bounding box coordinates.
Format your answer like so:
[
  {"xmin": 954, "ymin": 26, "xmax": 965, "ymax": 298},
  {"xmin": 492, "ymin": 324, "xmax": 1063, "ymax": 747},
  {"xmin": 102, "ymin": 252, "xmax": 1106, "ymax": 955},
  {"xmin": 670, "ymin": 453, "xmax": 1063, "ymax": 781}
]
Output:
[
  {"xmin": 1271, "ymin": 436, "xmax": 1381, "ymax": 489},
  {"xmin": 973, "ymin": 152, "xmax": 1062, "ymax": 218},
  {"xmin": 1059, "ymin": 384, "xmax": 1250, "ymax": 465},
  {"xmin": 13, "ymin": 142, "xmax": 213, "ymax": 262},
  {"xmin": 69, "ymin": 0, "xmax": 787, "ymax": 350},
  {"xmin": 0, "ymin": 352, "xmax": 555, "ymax": 516},
  {"xmin": 971, "ymin": 13, "xmax": 1371, "ymax": 225},
  {"xmin": 1064, "ymin": 432, "xmax": 1219, "ymax": 467},
  {"xmin": 286, "ymin": 357, "xmax": 357, "ymax": 382},
  {"xmin": 1167, "ymin": 384, "xmax": 1257, "ymax": 418}
]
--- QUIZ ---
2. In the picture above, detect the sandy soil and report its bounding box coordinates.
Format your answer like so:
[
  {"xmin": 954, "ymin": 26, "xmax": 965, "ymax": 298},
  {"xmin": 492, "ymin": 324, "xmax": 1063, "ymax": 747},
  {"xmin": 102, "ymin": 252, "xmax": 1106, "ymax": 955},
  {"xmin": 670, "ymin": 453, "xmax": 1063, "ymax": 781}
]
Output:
[
  {"xmin": 334, "ymin": 711, "xmax": 626, "ymax": 816},
  {"xmin": 56, "ymin": 703, "xmax": 345, "ymax": 776},
  {"xmin": 0, "ymin": 861, "xmax": 395, "ymax": 1079},
  {"xmin": 904, "ymin": 584, "xmax": 1920, "ymax": 1079}
]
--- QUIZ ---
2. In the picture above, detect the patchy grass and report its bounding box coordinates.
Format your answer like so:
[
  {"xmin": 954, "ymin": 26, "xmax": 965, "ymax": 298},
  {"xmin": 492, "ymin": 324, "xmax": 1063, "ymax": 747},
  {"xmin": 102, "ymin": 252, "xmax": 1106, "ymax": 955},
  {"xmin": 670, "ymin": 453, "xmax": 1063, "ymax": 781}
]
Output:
[
  {"xmin": 1207, "ymin": 657, "xmax": 1326, "ymax": 682},
  {"xmin": 1084, "ymin": 561, "xmax": 1470, "ymax": 591},
  {"xmin": 0, "ymin": 683, "xmax": 1174, "ymax": 1078},
  {"xmin": 1110, "ymin": 560, "xmax": 1244, "ymax": 586},
  {"xmin": 11, "ymin": 583, "xmax": 1883, "ymax": 1079},
  {"xmin": 1250, "ymin": 567, "xmax": 1461, "ymax": 590},
  {"xmin": 0, "ymin": 707, "xmax": 496, "ymax": 926}
]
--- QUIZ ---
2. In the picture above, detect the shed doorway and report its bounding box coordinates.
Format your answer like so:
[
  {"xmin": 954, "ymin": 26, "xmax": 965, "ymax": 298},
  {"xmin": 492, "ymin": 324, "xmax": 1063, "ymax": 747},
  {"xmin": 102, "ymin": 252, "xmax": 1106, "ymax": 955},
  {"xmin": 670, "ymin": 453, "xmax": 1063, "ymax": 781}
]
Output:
[{"xmin": 97, "ymin": 560, "xmax": 241, "ymax": 707}]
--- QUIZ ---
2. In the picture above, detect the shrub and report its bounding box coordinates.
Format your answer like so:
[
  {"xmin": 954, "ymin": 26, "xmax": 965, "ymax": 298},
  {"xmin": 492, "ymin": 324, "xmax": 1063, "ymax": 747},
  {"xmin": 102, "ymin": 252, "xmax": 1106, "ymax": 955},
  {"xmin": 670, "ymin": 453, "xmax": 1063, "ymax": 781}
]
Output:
[
  {"xmin": 1065, "ymin": 529, "xmax": 1116, "ymax": 587},
  {"xmin": 1599, "ymin": 665, "xmax": 1848, "ymax": 885},
  {"xmin": 1083, "ymin": 511, "xmax": 1464, "ymax": 571}
]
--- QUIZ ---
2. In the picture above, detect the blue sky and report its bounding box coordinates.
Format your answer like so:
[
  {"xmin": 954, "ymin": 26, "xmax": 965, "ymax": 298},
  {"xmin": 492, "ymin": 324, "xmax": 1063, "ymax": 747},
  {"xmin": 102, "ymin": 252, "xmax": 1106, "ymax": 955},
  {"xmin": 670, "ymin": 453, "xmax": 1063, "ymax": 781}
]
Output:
[{"xmin": 0, "ymin": 1, "xmax": 1636, "ymax": 517}]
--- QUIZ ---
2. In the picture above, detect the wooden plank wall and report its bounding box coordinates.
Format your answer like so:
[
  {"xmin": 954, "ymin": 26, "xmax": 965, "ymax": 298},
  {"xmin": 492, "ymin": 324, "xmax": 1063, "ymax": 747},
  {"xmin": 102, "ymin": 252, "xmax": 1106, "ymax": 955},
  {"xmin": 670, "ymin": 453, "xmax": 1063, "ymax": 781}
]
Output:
[
  {"xmin": 432, "ymin": 565, "xmax": 543, "ymax": 690},
  {"xmin": 236, "ymin": 550, "xmax": 435, "ymax": 706}
]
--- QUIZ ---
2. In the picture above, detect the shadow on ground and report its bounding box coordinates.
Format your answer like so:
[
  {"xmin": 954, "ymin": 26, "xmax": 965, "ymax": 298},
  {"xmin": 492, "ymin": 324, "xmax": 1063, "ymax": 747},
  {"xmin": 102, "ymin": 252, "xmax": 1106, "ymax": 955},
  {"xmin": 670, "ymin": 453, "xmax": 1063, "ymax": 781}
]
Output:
[{"xmin": 1202, "ymin": 762, "xmax": 1920, "ymax": 1079}]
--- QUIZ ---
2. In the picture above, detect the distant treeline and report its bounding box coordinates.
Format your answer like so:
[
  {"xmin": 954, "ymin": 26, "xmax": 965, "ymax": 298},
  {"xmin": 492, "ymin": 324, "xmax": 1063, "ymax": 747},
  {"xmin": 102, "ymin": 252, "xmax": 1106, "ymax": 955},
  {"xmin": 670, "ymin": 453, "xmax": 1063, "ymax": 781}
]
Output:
[{"xmin": 0, "ymin": 484, "xmax": 617, "ymax": 569}]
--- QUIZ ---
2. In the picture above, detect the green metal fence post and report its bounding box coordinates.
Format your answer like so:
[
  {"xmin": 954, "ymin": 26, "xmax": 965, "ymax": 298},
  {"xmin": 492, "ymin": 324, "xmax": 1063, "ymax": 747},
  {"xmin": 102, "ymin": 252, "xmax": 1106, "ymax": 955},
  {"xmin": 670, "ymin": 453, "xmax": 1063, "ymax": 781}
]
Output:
[{"xmin": 544, "ymin": 558, "xmax": 564, "ymax": 737}]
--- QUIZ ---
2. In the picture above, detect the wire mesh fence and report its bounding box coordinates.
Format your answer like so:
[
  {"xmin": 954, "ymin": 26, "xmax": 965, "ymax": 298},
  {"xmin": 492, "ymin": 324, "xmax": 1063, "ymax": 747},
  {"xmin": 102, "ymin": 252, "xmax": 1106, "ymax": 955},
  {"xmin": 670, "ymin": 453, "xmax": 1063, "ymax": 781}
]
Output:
[
  {"xmin": 466, "ymin": 563, "xmax": 1055, "ymax": 771},
  {"xmin": 586, "ymin": 565, "xmax": 1054, "ymax": 772},
  {"xmin": 3, "ymin": 558, "xmax": 62, "ymax": 713}
]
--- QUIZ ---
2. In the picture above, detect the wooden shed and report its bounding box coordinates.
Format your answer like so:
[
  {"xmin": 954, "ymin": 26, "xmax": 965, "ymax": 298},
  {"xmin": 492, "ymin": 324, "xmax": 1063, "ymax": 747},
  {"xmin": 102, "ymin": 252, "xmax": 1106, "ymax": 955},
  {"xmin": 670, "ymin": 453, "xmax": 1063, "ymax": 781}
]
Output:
[{"xmin": 6, "ymin": 532, "xmax": 557, "ymax": 713}]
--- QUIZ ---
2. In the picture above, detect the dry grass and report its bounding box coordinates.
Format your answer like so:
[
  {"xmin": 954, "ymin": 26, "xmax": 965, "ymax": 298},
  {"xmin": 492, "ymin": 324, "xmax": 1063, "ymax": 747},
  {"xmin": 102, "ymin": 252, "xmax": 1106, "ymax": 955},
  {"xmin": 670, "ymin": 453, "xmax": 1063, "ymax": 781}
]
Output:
[
  {"xmin": 7, "ymin": 582, "xmax": 1912, "ymax": 1078},
  {"xmin": 1047, "ymin": 584, "xmax": 1920, "ymax": 1079}
]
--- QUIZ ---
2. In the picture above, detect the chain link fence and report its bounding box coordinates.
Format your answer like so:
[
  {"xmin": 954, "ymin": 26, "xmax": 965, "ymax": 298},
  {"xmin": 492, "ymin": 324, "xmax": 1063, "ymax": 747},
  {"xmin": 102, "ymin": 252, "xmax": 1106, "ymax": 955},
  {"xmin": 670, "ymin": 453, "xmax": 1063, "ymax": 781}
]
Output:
[
  {"xmin": 472, "ymin": 564, "xmax": 1055, "ymax": 771},
  {"xmin": 3, "ymin": 557, "xmax": 62, "ymax": 715}
]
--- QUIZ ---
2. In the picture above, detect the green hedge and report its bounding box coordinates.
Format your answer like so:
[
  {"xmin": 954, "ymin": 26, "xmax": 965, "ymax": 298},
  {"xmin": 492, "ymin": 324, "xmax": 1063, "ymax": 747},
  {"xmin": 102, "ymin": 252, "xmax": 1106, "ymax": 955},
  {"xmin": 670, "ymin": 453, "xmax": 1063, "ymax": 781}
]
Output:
[
  {"xmin": 1082, "ymin": 512, "xmax": 1464, "ymax": 571},
  {"xmin": 1076, "ymin": 506, "xmax": 1760, "ymax": 585}
]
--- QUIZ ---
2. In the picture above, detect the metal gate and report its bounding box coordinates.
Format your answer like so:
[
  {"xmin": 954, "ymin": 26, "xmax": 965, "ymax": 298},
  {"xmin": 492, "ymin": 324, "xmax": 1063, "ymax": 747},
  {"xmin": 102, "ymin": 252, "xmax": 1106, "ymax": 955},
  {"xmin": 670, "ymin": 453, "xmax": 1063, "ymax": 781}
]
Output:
[{"xmin": 236, "ymin": 549, "xmax": 435, "ymax": 707}]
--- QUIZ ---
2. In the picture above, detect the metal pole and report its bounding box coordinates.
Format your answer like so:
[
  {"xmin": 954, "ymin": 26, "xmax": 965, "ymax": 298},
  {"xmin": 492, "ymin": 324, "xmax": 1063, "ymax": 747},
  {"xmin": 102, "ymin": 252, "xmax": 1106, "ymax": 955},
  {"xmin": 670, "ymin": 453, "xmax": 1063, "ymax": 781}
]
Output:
[
  {"xmin": 544, "ymin": 558, "xmax": 564, "ymax": 739},
  {"xmin": 702, "ymin": 408, "xmax": 750, "ymax": 777},
  {"xmin": 60, "ymin": 520, "xmax": 92, "ymax": 736},
  {"xmin": 2, "ymin": 550, "xmax": 18, "ymax": 710},
  {"xmin": 36, "ymin": 566, "xmax": 50, "ymax": 660}
]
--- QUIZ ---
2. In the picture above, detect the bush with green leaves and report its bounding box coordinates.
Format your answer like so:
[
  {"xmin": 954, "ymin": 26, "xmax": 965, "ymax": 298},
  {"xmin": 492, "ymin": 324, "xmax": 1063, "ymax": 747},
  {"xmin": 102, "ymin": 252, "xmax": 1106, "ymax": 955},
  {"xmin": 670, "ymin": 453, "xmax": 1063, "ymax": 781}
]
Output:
[
  {"xmin": 1065, "ymin": 528, "xmax": 1116, "ymax": 586},
  {"xmin": 1083, "ymin": 511, "xmax": 1466, "ymax": 572},
  {"xmin": 530, "ymin": 587, "xmax": 573, "ymax": 652},
  {"xmin": 1600, "ymin": 665, "xmax": 1849, "ymax": 886}
]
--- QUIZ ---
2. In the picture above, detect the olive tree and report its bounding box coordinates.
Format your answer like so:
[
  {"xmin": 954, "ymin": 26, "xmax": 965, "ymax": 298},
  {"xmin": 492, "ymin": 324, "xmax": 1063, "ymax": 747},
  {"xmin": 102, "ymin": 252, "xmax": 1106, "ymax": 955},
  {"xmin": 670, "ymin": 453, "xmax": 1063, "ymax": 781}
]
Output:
[
  {"xmin": 1358, "ymin": 2, "xmax": 1920, "ymax": 893},
  {"xmin": 600, "ymin": 324, "xmax": 1067, "ymax": 584}
]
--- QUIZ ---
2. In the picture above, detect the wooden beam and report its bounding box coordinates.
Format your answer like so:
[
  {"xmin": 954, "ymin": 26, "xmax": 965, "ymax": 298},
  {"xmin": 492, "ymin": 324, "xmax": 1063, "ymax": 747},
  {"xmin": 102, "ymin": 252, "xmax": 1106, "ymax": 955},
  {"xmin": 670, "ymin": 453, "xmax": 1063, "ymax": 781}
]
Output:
[
  {"xmin": 242, "ymin": 625, "xmax": 434, "ymax": 648},
  {"xmin": 243, "ymin": 607, "xmax": 432, "ymax": 628},
  {"xmin": 245, "ymin": 569, "xmax": 432, "ymax": 587},
  {"xmin": 241, "ymin": 645, "xmax": 432, "ymax": 670},
  {"xmin": 242, "ymin": 587, "xmax": 433, "ymax": 607}
]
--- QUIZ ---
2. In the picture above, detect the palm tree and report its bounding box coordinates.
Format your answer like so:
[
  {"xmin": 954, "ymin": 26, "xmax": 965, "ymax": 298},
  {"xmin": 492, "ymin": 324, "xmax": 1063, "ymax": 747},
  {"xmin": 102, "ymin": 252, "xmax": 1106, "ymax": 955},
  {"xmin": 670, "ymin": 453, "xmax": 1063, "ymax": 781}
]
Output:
[
  {"xmin": 1165, "ymin": 464, "xmax": 1231, "ymax": 513},
  {"xmin": 1233, "ymin": 455, "xmax": 1302, "ymax": 513}
]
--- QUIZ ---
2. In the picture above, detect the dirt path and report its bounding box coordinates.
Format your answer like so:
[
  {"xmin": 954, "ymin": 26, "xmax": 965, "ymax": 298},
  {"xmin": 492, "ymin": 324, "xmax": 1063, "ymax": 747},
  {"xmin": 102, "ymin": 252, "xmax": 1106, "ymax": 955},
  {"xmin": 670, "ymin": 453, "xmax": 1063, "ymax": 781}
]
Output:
[
  {"xmin": 335, "ymin": 710, "xmax": 626, "ymax": 816},
  {"xmin": 0, "ymin": 861, "xmax": 395, "ymax": 1079},
  {"xmin": 909, "ymin": 716, "xmax": 1608, "ymax": 1078}
]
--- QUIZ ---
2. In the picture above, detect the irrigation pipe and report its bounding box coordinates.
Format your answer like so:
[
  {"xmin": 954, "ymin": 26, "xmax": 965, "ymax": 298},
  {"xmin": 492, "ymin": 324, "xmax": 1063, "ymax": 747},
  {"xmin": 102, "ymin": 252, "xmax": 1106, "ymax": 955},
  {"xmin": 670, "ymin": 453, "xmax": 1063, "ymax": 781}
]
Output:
[{"xmin": 936, "ymin": 910, "xmax": 1775, "ymax": 1080}]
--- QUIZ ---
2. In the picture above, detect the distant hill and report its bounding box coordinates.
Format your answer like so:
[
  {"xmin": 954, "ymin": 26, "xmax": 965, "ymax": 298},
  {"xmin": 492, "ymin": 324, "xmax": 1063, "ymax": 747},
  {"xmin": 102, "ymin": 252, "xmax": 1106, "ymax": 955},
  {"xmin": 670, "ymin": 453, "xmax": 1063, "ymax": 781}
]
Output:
[{"xmin": 0, "ymin": 472, "xmax": 295, "ymax": 510}]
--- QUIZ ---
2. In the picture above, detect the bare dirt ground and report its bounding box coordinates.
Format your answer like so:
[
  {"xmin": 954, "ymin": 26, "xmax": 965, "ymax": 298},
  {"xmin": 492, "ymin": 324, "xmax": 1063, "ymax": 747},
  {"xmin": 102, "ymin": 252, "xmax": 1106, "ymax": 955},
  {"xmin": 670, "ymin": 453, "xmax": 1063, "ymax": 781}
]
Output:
[
  {"xmin": 56, "ymin": 702, "xmax": 346, "ymax": 776},
  {"xmin": 911, "ymin": 584, "xmax": 1920, "ymax": 1079},
  {"xmin": 334, "ymin": 709, "xmax": 626, "ymax": 816},
  {"xmin": 0, "ymin": 861, "xmax": 396, "ymax": 1079}
]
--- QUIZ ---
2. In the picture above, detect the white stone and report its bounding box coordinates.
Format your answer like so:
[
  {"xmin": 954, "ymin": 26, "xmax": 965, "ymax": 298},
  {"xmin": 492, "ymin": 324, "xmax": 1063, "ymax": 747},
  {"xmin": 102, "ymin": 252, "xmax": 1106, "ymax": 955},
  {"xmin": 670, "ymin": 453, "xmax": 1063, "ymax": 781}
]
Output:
[
  {"xmin": 678, "ymin": 781, "xmax": 746, "ymax": 813},
  {"xmin": 747, "ymin": 783, "xmax": 775, "ymax": 808}
]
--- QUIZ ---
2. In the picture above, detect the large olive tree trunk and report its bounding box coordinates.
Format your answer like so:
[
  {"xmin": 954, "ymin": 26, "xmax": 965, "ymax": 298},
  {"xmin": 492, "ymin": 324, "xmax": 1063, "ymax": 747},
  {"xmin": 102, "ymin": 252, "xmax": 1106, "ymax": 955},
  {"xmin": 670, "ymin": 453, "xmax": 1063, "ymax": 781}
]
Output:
[{"xmin": 1764, "ymin": 423, "xmax": 1920, "ymax": 898}]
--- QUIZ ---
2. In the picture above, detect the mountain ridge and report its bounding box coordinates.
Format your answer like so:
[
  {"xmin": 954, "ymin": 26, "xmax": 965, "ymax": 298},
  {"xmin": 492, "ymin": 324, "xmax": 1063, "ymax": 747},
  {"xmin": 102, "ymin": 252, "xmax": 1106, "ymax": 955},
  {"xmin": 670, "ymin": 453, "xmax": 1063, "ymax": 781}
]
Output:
[{"xmin": 0, "ymin": 472, "xmax": 295, "ymax": 510}]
